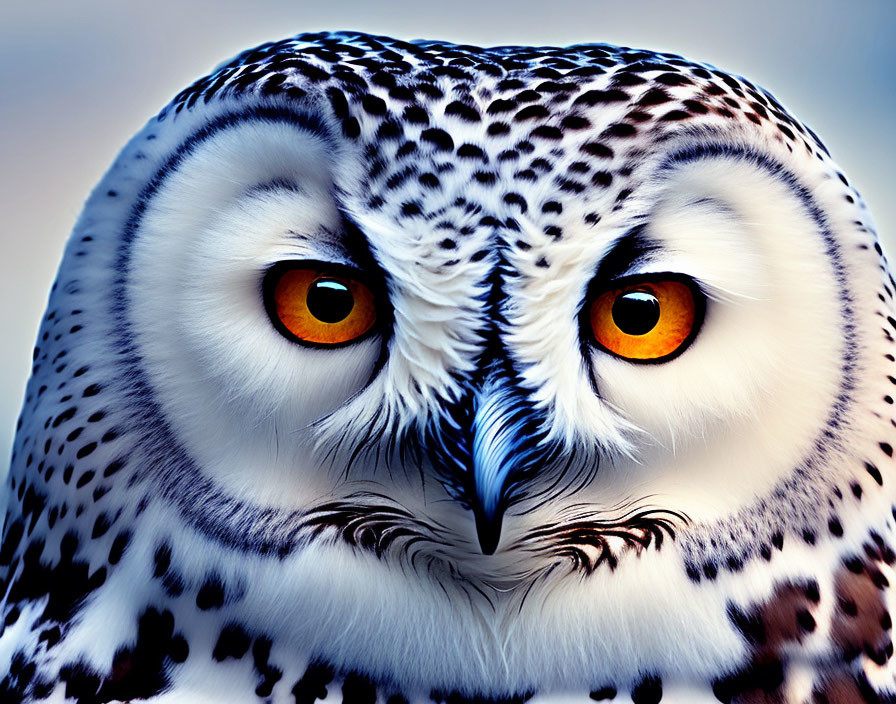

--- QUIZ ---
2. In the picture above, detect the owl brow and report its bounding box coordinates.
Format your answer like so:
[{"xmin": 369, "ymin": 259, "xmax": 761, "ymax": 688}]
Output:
[
  {"xmin": 244, "ymin": 177, "xmax": 303, "ymax": 197},
  {"xmin": 591, "ymin": 226, "xmax": 663, "ymax": 285},
  {"xmin": 282, "ymin": 216, "xmax": 384, "ymax": 279},
  {"xmin": 279, "ymin": 225, "xmax": 365, "ymax": 270}
]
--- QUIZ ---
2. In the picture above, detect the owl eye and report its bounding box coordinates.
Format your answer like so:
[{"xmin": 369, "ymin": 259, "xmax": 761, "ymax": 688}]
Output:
[
  {"xmin": 263, "ymin": 263, "xmax": 378, "ymax": 346},
  {"xmin": 588, "ymin": 275, "xmax": 704, "ymax": 362}
]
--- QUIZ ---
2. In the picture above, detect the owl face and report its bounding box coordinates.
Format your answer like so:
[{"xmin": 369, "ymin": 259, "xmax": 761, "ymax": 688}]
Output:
[
  {"xmin": 123, "ymin": 63, "xmax": 855, "ymax": 569},
  {"xmin": 4, "ymin": 32, "xmax": 891, "ymax": 699}
]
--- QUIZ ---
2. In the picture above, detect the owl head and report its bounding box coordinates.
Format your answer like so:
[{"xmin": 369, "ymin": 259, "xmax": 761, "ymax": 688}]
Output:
[{"xmin": 3, "ymin": 31, "xmax": 893, "ymax": 701}]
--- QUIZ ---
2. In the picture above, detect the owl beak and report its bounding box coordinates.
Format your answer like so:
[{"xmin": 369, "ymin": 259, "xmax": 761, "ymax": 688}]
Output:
[
  {"xmin": 472, "ymin": 501, "xmax": 503, "ymax": 555},
  {"xmin": 429, "ymin": 374, "xmax": 547, "ymax": 555},
  {"xmin": 468, "ymin": 382, "xmax": 520, "ymax": 554},
  {"xmin": 470, "ymin": 376, "xmax": 548, "ymax": 554}
]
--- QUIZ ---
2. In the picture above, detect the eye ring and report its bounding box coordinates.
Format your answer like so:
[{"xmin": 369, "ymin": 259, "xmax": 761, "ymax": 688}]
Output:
[
  {"xmin": 585, "ymin": 273, "xmax": 706, "ymax": 364},
  {"xmin": 262, "ymin": 261, "xmax": 381, "ymax": 348}
]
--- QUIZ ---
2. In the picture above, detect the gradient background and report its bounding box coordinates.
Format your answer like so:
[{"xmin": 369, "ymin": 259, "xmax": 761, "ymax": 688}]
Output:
[{"xmin": 1, "ymin": 0, "xmax": 894, "ymax": 466}]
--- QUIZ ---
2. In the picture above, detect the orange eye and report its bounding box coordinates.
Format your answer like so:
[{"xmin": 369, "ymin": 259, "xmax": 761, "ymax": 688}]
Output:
[
  {"xmin": 589, "ymin": 277, "xmax": 702, "ymax": 362},
  {"xmin": 265, "ymin": 264, "xmax": 378, "ymax": 346}
]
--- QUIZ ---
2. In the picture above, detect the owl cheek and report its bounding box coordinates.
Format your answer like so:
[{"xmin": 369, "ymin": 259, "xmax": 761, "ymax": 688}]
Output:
[{"xmin": 121, "ymin": 118, "xmax": 390, "ymax": 506}]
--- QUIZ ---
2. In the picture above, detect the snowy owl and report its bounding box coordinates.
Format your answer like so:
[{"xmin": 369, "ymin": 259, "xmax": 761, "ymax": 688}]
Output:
[{"xmin": 1, "ymin": 31, "xmax": 893, "ymax": 704}]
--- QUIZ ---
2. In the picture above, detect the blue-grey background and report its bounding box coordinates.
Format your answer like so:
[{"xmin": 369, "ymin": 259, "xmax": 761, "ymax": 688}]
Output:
[{"xmin": 1, "ymin": 0, "xmax": 894, "ymax": 466}]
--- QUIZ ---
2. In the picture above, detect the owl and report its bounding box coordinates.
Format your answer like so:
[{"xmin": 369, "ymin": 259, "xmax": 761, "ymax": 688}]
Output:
[{"xmin": 0, "ymin": 30, "xmax": 893, "ymax": 704}]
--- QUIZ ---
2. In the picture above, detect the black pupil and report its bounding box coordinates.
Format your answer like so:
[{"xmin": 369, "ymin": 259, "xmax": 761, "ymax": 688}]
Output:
[
  {"xmin": 611, "ymin": 290, "xmax": 661, "ymax": 335},
  {"xmin": 307, "ymin": 279, "xmax": 354, "ymax": 323}
]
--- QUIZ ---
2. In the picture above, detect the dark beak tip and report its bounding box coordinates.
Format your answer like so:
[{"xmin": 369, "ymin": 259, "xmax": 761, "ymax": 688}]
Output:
[{"xmin": 474, "ymin": 506, "xmax": 503, "ymax": 555}]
